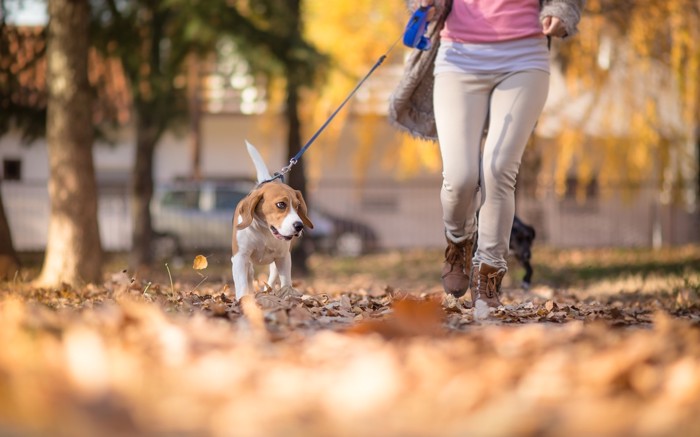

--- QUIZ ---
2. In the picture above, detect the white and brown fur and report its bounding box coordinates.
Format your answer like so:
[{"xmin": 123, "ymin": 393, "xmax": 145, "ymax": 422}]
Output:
[{"xmin": 231, "ymin": 142, "xmax": 313, "ymax": 300}]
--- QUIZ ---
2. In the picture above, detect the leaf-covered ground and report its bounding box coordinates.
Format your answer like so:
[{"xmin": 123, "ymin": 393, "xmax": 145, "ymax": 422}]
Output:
[{"xmin": 1, "ymin": 246, "xmax": 700, "ymax": 436}]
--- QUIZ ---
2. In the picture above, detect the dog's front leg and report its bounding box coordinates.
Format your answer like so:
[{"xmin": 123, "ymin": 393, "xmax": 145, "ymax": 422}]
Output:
[
  {"xmin": 275, "ymin": 252, "xmax": 293, "ymax": 288},
  {"xmin": 232, "ymin": 253, "xmax": 252, "ymax": 300},
  {"xmin": 267, "ymin": 262, "xmax": 279, "ymax": 288}
]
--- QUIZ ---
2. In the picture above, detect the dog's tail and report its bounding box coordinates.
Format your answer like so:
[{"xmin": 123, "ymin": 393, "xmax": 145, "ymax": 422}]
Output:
[{"xmin": 245, "ymin": 140, "xmax": 273, "ymax": 183}]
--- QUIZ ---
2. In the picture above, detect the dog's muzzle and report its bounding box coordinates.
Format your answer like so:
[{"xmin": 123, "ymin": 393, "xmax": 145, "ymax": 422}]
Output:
[{"xmin": 270, "ymin": 223, "xmax": 304, "ymax": 240}]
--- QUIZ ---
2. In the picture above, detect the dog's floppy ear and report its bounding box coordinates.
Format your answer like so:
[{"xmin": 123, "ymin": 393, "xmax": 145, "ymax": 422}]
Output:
[
  {"xmin": 235, "ymin": 190, "xmax": 263, "ymax": 230},
  {"xmin": 294, "ymin": 190, "xmax": 314, "ymax": 229}
]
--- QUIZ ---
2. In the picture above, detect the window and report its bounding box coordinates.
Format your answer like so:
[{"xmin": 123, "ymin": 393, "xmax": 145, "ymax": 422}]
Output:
[
  {"xmin": 3, "ymin": 159, "xmax": 21, "ymax": 181},
  {"xmin": 214, "ymin": 189, "xmax": 247, "ymax": 210},
  {"xmin": 565, "ymin": 177, "xmax": 598, "ymax": 200},
  {"xmin": 562, "ymin": 177, "xmax": 599, "ymax": 213},
  {"xmin": 160, "ymin": 190, "xmax": 200, "ymax": 209}
]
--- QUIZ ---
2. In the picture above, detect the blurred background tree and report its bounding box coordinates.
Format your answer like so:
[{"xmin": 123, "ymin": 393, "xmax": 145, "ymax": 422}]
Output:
[
  {"xmin": 544, "ymin": 0, "xmax": 699, "ymax": 209},
  {"xmin": 36, "ymin": 0, "xmax": 102, "ymax": 285},
  {"xmin": 0, "ymin": 0, "xmax": 23, "ymax": 278},
  {"xmin": 91, "ymin": 0, "xmax": 214, "ymax": 270},
  {"xmin": 303, "ymin": 0, "xmax": 440, "ymax": 182}
]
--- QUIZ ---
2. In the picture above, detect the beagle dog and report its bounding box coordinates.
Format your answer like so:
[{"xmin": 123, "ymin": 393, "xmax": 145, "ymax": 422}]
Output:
[{"xmin": 231, "ymin": 141, "xmax": 314, "ymax": 300}]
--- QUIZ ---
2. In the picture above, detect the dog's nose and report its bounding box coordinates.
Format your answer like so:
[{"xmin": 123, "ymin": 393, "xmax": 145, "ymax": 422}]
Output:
[{"xmin": 293, "ymin": 221, "xmax": 304, "ymax": 232}]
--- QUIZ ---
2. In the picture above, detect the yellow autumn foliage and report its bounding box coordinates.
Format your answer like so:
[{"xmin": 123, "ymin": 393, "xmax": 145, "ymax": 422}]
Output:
[
  {"xmin": 553, "ymin": 0, "xmax": 699, "ymax": 206},
  {"xmin": 302, "ymin": 0, "xmax": 440, "ymax": 181}
]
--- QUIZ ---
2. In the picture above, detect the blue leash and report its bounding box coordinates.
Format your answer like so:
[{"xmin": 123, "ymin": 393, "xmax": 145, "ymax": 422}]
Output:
[{"xmin": 260, "ymin": 8, "xmax": 431, "ymax": 186}]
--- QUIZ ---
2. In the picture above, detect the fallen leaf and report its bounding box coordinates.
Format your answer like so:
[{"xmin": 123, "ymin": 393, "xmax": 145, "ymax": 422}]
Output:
[
  {"xmin": 349, "ymin": 297, "xmax": 445, "ymax": 339},
  {"xmin": 545, "ymin": 300, "xmax": 557, "ymax": 312},
  {"xmin": 240, "ymin": 295, "xmax": 266, "ymax": 338},
  {"xmin": 193, "ymin": 255, "xmax": 208, "ymax": 270}
]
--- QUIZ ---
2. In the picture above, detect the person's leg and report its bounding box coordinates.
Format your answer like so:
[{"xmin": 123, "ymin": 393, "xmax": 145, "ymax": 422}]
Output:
[
  {"xmin": 474, "ymin": 70, "xmax": 550, "ymax": 275},
  {"xmin": 434, "ymin": 71, "xmax": 493, "ymax": 297},
  {"xmin": 434, "ymin": 72, "xmax": 492, "ymax": 239}
]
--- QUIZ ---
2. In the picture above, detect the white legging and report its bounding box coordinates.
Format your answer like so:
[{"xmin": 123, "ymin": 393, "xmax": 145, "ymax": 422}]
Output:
[{"xmin": 434, "ymin": 70, "xmax": 549, "ymax": 270}]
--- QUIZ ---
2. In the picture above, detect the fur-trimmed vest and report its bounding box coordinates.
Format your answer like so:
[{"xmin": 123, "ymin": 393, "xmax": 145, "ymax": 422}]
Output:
[{"xmin": 388, "ymin": 0, "xmax": 585, "ymax": 141}]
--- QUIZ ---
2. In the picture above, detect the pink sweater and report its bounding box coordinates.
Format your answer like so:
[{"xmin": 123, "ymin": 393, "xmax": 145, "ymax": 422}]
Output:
[{"xmin": 440, "ymin": 0, "xmax": 544, "ymax": 43}]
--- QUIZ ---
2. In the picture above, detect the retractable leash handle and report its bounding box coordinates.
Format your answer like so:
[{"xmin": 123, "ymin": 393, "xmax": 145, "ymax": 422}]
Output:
[{"xmin": 403, "ymin": 5, "xmax": 433, "ymax": 51}]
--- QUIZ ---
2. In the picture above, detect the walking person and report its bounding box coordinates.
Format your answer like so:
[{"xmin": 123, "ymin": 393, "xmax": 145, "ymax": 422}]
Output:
[{"xmin": 390, "ymin": 0, "xmax": 584, "ymax": 307}]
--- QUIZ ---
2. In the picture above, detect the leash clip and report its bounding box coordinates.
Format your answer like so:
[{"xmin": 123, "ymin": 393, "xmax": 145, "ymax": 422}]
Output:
[
  {"xmin": 279, "ymin": 158, "xmax": 298, "ymax": 177},
  {"xmin": 258, "ymin": 158, "xmax": 296, "ymax": 186}
]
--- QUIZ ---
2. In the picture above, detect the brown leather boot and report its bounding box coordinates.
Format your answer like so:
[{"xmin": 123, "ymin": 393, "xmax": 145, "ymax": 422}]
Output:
[
  {"xmin": 441, "ymin": 233, "xmax": 474, "ymax": 298},
  {"xmin": 473, "ymin": 263, "xmax": 506, "ymax": 307},
  {"xmin": 469, "ymin": 262, "xmax": 479, "ymax": 304}
]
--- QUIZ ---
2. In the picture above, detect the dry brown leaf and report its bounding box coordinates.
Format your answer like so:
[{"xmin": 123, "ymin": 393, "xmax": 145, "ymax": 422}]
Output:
[
  {"xmin": 545, "ymin": 300, "xmax": 557, "ymax": 312},
  {"xmin": 192, "ymin": 255, "xmax": 208, "ymax": 270},
  {"xmin": 239, "ymin": 295, "xmax": 266, "ymax": 337},
  {"xmin": 288, "ymin": 305, "xmax": 314, "ymax": 326},
  {"xmin": 348, "ymin": 297, "xmax": 445, "ymax": 339},
  {"xmin": 209, "ymin": 302, "xmax": 228, "ymax": 317}
]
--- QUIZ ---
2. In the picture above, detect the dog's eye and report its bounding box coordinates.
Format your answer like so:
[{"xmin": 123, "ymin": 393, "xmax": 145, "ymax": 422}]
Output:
[{"xmin": 276, "ymin": 202, "xmax": 287, "ymax": 209}]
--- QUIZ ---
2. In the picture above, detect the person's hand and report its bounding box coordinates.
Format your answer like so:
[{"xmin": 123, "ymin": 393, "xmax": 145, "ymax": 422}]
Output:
[
  {"xmin": 542, "ymin": 16, "xmax": 567, "ymax": 38},
  {"xmin": 416, "ymin": 0, "xmax": 436, "ymax": 21}
]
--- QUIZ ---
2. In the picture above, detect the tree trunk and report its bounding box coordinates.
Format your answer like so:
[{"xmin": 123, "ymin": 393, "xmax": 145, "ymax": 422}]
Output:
[
  {"xmin": 285, "ymin": 0, "xmax": 311, "ymax": 276},
  {"xmin": 188, "ymin": 54, "xmax": 202, "ymax": 181},
  {"xmin": 696, "ymin": 128, "xmax": 700, "ymax": 199},
  {"xmin": 0, "ymin": 186, "xmax": 20, "ymax": 280},
  {"xmin": 129, "ymin": 111, "xmax": 158, "ymax": 270},
  {"xmin": 36, "ymin": 0, "xmax": 103, "ymax": 286},
  {"xmin": 286, "ymin": 71, "xmax": 311, "ymax": 276}
]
